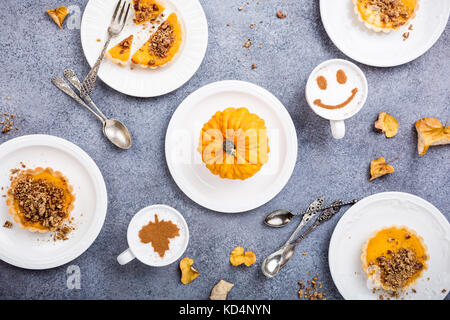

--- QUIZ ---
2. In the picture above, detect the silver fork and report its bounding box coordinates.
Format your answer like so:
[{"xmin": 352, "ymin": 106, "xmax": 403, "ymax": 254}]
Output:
[{"xmin": 80, "ymin": 0, "xmax": 130, "ymax": 97}]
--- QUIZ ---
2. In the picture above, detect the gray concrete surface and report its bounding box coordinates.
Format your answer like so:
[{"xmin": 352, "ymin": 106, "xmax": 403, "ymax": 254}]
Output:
[{"xmin": 0, "ymin": 0, "xmax": 448, "ymax": 300}]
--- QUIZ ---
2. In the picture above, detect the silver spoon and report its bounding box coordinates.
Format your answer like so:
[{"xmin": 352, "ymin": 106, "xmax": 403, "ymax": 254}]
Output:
[
  {"xmin": 52, "ymin": 73, "xmax": 132, "ymax": 149},
  {"xmin": 264, "ymin": 199, "xmax": 358, "ymax": 228},
  {"xmin": 261, "ymin": 201, "xmax": 342, "ymax": 278},
  {"xmin": 261, "ymin": 198, "xmax": 324, "ymax": 278}
]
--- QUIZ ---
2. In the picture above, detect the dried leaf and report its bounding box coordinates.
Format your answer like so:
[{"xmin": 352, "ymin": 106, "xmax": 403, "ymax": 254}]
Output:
[
  {"xmin": 229, "ymin": 246, "xmax": 256, "ymax": 267},
  {"xmin": 374, "ymin": 112, "xmax": 398, "ymax": 138},
  {"xmin": 46, "ymin": 6, "xmax": 69, "ymax": 29},
  {"xmin": 209, "ymin": 280, "xmax": 234, "ymax": 300},
  {"xmin": 179, "ymin": 257, "xmax": 199, "ymax": 285},
  {"xmin": 369, "ymin": 157, "xmax": 394, "ymax": 181},
  {"xmin": 415, "ymin": 117, "xmax": 450, "ymax": 156}
]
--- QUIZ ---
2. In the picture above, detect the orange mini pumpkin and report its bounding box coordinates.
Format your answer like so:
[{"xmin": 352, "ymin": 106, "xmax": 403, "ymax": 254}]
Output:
[{"xmin": 197, "ymin": 107, "xmax": 270, "ymax": 180}]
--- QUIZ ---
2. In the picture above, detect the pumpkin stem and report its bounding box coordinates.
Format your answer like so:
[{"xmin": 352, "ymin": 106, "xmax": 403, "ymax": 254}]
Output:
[{"xmin": 223, "ymin": 140, "xmax": 236, "ymax": 157}]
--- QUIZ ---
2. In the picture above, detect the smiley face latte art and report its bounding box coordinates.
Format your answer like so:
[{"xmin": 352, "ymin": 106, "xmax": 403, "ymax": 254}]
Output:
[{"xmin": 309, "ymin": 61, "xmax": 366, "ymax": 112}]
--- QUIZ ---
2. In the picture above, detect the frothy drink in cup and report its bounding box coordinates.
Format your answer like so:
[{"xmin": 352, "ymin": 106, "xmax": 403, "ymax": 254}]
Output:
[{"xmin": 117, "ymin": 205, "xmax": 189, "ymax": 266}]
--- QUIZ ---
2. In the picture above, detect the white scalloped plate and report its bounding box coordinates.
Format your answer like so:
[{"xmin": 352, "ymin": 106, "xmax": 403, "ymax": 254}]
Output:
[
  {"xmin": 329, "ymin": 192, "xmax": 450, "ymax": 300},
  {"xmin": 165, "ymin": 81, "xmax": 298, "ymax": 213},
  {"xmin": 81, "ymin": 0, "xmax": 208, "ymax": 97},
  {"xmin": 0, "ymin": 135, "xmax": 107, "ymax": 270},
  {"xmin": 320, "ymin": 0, "xmax": 450, "ymax": 67}
]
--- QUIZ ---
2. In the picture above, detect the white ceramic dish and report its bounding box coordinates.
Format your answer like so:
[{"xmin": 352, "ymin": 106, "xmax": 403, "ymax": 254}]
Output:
[
  {"xmin": 80, "ymin": 0, "xmax": 208, "ymax": 97},
  {"xmin": 320, "ymin": 0, "xmax": 450, "ymax": 67},
  {"xmin": 329, "ymin": 192, "xmax": 450, "ymax": 300},
  {"xmin": 165, "ymin": 80, "xmax": 298, "ymax": 213},
  {"xmin": 0, "ymin": 135, "xmax": 108, "ymax": 270}
]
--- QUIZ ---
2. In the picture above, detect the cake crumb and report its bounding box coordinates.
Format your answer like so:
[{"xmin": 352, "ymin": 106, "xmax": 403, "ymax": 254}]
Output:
[
  {"xmin": 402, "ymin": 32, "xmax": 410, "ymax": 41},
  {"xmin": 3, "ymin": 221, "xmax": 13, "ymax": 229},
  {"xmin": 277, "ymin": 10, "xmax": 286, "ymax": 19}
]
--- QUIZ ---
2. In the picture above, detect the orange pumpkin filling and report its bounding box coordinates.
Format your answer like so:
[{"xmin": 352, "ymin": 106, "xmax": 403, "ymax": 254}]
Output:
[
  {"xmin": 106, "ymin": 35, "xmax": 134, "ymax": 66},
  {"xmin": 361, "ymin": 226, "xmax": 428, "ymax": 291},
  {"xmin": 131, "ymin": 13, "xmax": 183, "ymax": 68},
  {"xmin": 6, "ymin": 167, "xmax": 75, "ymax": 233},
  {"xmin": 354, "ymin": 0, "xmax": 418, "ymax": 31},
  {"xmin": 133, "ymin": 0, "xmax": 165, "ymax": 25}
]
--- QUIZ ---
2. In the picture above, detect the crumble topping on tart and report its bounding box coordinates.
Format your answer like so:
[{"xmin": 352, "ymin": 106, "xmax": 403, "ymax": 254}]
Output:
[
  {"xmin": 361, "ymin": 226, "xmax": 428, "ymax": 292},
  {"xmin": 6, "ymin": 167, "xmax": 75, "ymax": 233},
  {"xmin": 131, "ymin": 13, "xmax": 183, "ymax": 68},
  {"xmin": 133, "ymin": 0, "xmax": 165, "ymax": 25},
  {"xmin": 106, "ymin": 35, "xmax": 134, "ymax": 66},
  {"xmin": 353, "ymin": 0, "xmax": 419, "ymax": 32}
]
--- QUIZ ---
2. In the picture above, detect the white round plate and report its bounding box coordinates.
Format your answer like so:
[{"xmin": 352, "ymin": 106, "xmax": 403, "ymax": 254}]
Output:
[
  {"xmin": 165, "ymin": 80, "xmax": 298, "ymax": 213},
  {"xmin": 329, "ymin": 192, "xmax": 450, "ymax": 300},
  {"xmin": 320, "ymin": 0, "xmax": 450, "ymax": 67},
  {"xmin": 0, "ymin": 135, "xmax": 108, "ymax": 270},
  {"xmin": 81, "ymin": 0, "xmax": 208, "ymax": 97}
]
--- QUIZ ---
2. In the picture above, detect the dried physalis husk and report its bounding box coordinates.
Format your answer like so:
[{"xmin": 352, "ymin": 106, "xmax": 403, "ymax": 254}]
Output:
[
  {"xmin": 46, "ymin": 6, "xmax": 69, "ymax": 29},
  {"xmin": 179, "ymin": 257, "xmax": 199, "ymax": 285},
  {"xmin": 209, "ymin": 280, "xmax": 234, "ymax": 300},
  {"xmin": 374, "ymin": 112, "xmax": 399, "ymax": 138},
  {"xmin": 415, "ymin": 117, "xmax": 450, "ymax": 156},
  {"xmin": 369, "ymin": 157, "xmax": 395, "ymax": 181},
  {"xmin": 229, "ymin": 246, "xmax": 256, "ymax": 267}
]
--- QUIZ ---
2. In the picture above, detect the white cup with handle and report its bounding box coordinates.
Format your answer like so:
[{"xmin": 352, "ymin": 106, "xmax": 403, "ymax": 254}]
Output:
[
  {"xmin": 117, "ymin": 204, "xmax": 189, "ymax": 266},
  {"xmin": 305, "ymin": 59, "xmax": 368, "ymax": 139}
]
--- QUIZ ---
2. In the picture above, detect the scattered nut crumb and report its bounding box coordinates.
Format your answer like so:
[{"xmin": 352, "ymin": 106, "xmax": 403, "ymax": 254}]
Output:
[
  {"xmin": 243, "ymin": 40, "xmax": 252, "ymax": 48},
  {"xmin": 442, "ymin": 289, "xmax": 447, "ymax": 293},
  {"xmin": 3, "ymin": 221, "xmax": 13, "ymax": 229},
  {"xmin": 402, "ymin": 32, "xmax": 410, "ymax": 41},
  {"xmin": 408, "ymin": 24, "xmax": 413, "ymax": 30},
  {"xmin": 277, "ymin": 10, "xmax": 286, "ymax": 19},
  {"xmin": 238, "ymin": 6, "xmax": 244, "ymax": 11},
  {"xmin": 251, "ymin": 64, "xmax": 257, "ymax": 69},
  {"xmin": 298, "ymin": 273, "xmax": 327, "ymax": 300}
]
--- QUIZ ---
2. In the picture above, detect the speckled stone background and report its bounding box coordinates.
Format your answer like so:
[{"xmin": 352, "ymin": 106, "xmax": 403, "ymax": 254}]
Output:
[{"xmin": 0, "ymin": 0, "xmax": 448, "ymax": 300}]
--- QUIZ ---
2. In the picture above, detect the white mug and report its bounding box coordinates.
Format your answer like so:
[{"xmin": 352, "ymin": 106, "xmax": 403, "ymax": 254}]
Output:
[
  {"xmin": 117, "ymin": 204, "xmax": 189, "ymax": 266},
  {"xmin": 305, "ymin": 59, "xmax": 368, "ymax": 139}
]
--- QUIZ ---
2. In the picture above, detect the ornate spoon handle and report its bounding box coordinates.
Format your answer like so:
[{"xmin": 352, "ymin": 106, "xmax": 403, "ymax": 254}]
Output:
[
  {"xmin": 52, "ymin": 77, "xmax": 103, "ymax": 122},
  {"xmin": 285, "ymin": 197, "xmax": 324, "ymax": 245},
  {"xmin": 292, "ymin": 200, "xmax": 343, "ymax": 245},
  {"xmin": 295, "ymin": 199, "xmax": 358, "ymax": 216},
  {"xmin": 64, "ymin": 69, "xmax": 107, "ymax": 120}
]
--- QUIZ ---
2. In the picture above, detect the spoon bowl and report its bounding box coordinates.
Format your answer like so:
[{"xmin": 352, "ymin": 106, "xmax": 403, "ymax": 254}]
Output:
[
  {"xmin": 261, "ymin": 247, "xmax": 285, "ymax": 278},
  {"xmin": 103, "ymin": 119, "xmax": 132, "ymax": 149},
  {"xmin": 264, "ymin": 209, "xmax": 295, "ymax": 227}
]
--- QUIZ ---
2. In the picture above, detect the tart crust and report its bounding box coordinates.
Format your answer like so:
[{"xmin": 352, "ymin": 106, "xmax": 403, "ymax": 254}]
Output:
[
  {"xmin": 353, "ymin": 0, "xmax": 419, "ymax": 33},
  {"xmin": 6, "ymin": 167, "xmax": 75, "ymax": 233},
  {"xmin": 361, "ymin": 226, "xmax": 428, "ymax": 291}
]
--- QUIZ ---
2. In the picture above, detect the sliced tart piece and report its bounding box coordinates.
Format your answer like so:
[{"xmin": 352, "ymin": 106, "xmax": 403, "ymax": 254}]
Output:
[
  {"xmin": 131, "ymin": 13, "xmax": 183, "ymax": 68},
  {"xmin": 133, "ymin": 0, "xmax": 165, "ymax": 25},
  {"xmin": 353, "ymin": 0, "xmax": 419, "ymax": 32},
  {"xmin": 6, "ymin": 167, "xmax": 75, "ymax": 233},
  {"xmin": 106, "ymin": 35, "xmax": 134, "ymax": 66},
  {"xmin": 361, "ymin": 226, "xmax": 428, "ymax": 292}
]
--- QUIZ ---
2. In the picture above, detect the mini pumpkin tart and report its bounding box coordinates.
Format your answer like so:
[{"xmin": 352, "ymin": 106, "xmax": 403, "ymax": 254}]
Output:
[
  {"xmin": 131, "ymin": 13, "xmax": 183, "ymax": 68},
  {"xmin": 361, "ymin": 226, "xmax": 428, "ymax": 292},
  {"xmin": 133, "ymin": 0, "xmax": 165, "ymax": 25},
  {"xmin": 353, "ymin": 0, "xmax": 419, "ymax": 32},
  {"xmin": 105, "ymin": 35, "xmax": 134, "ymax": 66},
  {"xmin": 6, "ymin": 167, "xmax": 75, "ymax": 233},
  {"xmin": 197, "ymin": 107, "xmax": 270, "ymax": 180}
]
